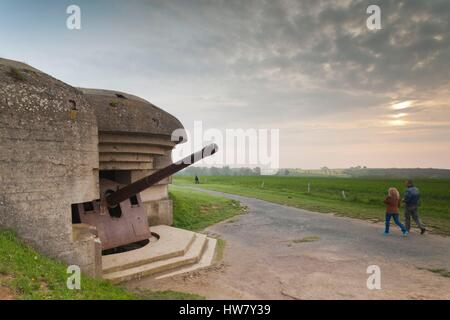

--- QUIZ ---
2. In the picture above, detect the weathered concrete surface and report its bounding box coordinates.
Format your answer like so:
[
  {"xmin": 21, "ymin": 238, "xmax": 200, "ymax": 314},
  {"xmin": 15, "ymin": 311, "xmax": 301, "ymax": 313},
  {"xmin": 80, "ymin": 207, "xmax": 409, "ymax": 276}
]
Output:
[
  {"xmin": 79, "ymin": 88, "xmax": 184, "ymax": 137},
  {"xmin": 155, "ymin": 237, "xmax": 217, "ymax": 280},
  {"xmin": 80, "ymin": 88, "xmax": 185, "ymax": 226},
  {"xmin": 103, "ymin": 225, "xmax": 195, "ymax": 274},
  {"xmin": 134, "ymin": 188, "xmax": 450, "ymax": 300},
  {"xmin": 0, "ymin": 58, "xmax": 101, "ymax": 276},
  {"xmin": 103, "ymin": 226, "xmax": 216, "ymax": 283},
  {"xmin": 145, "ymin": 199, "xmax": 174, "ymax": 226}
]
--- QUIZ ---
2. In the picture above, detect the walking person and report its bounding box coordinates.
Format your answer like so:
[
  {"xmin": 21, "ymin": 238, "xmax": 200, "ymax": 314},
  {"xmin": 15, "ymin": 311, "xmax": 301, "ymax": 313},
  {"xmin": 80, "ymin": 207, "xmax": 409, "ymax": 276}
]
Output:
[
  {"xmin": 194, "ymin": 175, "xmax": 200, "ymax": 184},
  {"xmin": 384, "ymin": 187, "xmax": 408, "ymax": 236},
  {"xmin": 403, "ymin": 180, "xmax": 426, "ymax": 234}
]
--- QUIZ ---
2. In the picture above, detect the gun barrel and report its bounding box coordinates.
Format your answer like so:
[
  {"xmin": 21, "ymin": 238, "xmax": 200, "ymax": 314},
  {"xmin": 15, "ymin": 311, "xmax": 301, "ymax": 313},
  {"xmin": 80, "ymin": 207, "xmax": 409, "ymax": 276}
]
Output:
[{"xmin": 106, "ymin": 143, "xmax": 218, "ymax": 207}]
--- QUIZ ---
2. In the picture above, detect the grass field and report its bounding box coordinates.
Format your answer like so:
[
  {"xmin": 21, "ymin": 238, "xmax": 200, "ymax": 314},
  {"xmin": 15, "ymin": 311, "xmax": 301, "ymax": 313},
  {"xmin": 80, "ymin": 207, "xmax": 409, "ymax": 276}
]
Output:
[
  {"xmin": 170, "ymin": 185, "xmax": 245, "ymax": 231},
  {"xmin": 174, "ymin": 175, "xmax": 450, "ymax": 235}
]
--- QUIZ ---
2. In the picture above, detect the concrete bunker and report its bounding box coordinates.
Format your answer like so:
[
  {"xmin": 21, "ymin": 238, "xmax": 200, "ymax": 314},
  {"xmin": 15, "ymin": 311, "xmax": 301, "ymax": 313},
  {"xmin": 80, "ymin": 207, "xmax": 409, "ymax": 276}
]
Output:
[
  {"xmin": 0, "ymin": 58, "xmax": 101, "ymax": 276},
  {"xmin": 1, "ymin": 59, "xmax": 219, "ymax": 280}
]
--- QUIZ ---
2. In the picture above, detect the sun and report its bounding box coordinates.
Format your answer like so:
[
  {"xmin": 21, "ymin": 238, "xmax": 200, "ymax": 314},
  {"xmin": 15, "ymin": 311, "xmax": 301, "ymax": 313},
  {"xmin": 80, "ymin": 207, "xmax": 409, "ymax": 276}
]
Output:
[
  {"xmin": 388, "ymin": 119, "xmax": 408, "ymax": 126},
  {"xmin": 391, "ymin": 101, "xmax": 414, "ymax": 110}
]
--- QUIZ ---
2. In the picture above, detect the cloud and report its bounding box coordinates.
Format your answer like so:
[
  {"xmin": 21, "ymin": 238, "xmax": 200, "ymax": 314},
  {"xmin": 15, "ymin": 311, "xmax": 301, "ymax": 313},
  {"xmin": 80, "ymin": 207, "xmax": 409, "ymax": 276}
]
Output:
[{"xmin": 1, "ymin": 0, "xmax": 449, "ymax": 167}]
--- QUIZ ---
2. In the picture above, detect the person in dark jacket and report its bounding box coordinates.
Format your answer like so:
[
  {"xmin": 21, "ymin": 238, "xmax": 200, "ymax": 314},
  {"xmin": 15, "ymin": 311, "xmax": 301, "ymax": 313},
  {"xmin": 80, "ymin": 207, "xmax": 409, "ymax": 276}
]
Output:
[
  {"xmin": 384, "ymin": 187, "xmax": 408, "ymax": 236},
  {"xmin": 194, "ymin": 175, "xmax": 200, "ymax": 184},
  {"xmin": 403, "ymin": 180, "xmax": 426, "ymax": 234}
]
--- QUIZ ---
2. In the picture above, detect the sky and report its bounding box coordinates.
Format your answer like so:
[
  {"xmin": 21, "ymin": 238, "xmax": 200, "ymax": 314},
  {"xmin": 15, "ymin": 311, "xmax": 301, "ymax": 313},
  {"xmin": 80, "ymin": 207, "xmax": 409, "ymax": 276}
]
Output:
[{"xmin": 1, "ymin": 0, "xmax": 449, "ymax": 169}]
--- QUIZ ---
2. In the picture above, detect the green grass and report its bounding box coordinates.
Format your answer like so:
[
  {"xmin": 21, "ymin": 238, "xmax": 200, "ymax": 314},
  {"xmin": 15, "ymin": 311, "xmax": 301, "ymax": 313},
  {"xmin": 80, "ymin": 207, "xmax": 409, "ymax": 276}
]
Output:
[
  {"xmin": 417, "ymin": 267, "xmax": 450, "ymax": 278},
  {"xmin": 213, "ymin": 239, "xmax": 226, "ymax": 264},
  {"xmin": 174, "ymin": 176, "xmax": 450, "ymax": 235},
  {"xmin": 7, "ymin": 66, "xmax": 26, "ymax": 81},
  {"xmin": 427, "ymin": 269, "xmax": 450, "ymax": 278},
  {"xmin": 170, "ymin": 185, "xmax": 245, "ymax": 231},
  {"xmin": 0, "ymin": 229, "xmax": 203, "ymax": 300}
]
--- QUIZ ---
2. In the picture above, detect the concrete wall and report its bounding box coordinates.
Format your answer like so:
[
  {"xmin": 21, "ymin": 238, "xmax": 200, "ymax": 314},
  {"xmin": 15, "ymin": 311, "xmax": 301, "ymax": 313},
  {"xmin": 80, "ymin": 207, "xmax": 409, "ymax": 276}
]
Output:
[
  {"xmin": 143, "ymin": 152, "xmax": 174, "ymax": 226},
  {"xmin": 98, "ymin": 132, "xmax": 176, "ymax": 227},
  {"xmin": 0, "ymin": 59, "xmax": 101, "ymax": 276}
]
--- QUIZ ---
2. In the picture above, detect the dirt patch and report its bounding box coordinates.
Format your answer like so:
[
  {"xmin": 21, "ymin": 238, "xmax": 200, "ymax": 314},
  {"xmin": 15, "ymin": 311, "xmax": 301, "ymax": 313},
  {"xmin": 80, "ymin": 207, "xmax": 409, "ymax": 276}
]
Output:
[
  {"xmin": 200, "ymin": 204, "xmax": 221, "ymax": 213},
  {"xmin": 292, "ymin": 236, "xmax": 320, "ymax": 244},
  {"xmin": 281, "ymin": 236, "xmax": 321, "ymax": 247},
  {"xmin": 0, "ymin": 286, "xmax": 15, "ymax": 300},
  {"xmin": 128, "ymin": 261, "xmax": 257, "ymax": 300},
  {"xmin": 0, "ymin": 275, "xmax": 15, "ymax": 300}
]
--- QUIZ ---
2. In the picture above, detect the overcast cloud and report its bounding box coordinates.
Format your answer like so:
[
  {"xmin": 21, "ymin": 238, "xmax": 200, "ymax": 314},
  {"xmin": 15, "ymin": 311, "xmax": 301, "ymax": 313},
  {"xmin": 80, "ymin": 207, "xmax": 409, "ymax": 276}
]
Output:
[{"xmin": 1, "ymin": 0, "xmax": 449, "ymax": 168}]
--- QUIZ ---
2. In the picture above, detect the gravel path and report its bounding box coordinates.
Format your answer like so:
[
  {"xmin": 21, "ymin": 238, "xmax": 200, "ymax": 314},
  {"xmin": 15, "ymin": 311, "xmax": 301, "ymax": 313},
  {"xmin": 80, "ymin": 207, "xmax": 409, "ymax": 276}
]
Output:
[{"xmin": 129, "ymin": 188, "xmax": 450, "ymax": 299}]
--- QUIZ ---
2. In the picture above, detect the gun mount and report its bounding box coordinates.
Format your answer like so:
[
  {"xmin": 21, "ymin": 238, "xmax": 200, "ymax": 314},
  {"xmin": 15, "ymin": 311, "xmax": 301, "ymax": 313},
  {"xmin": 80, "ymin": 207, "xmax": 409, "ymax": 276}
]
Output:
[{"xmin": 73, "ymin": 144, "xmax": 218, "ymax": 250}]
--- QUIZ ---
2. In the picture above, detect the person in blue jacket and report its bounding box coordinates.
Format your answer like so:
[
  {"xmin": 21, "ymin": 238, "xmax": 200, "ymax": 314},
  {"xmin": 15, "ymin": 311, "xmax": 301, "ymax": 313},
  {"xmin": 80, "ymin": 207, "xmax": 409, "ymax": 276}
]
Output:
[{"xmin": 403, "ymin": 180, "xmax": 426, "ymax": 234}]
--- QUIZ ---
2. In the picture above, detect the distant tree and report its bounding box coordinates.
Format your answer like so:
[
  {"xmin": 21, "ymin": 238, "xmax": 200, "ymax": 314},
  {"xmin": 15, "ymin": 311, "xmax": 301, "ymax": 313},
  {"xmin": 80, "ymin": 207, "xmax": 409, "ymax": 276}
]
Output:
[
  {"xmin": 210, "ymin": 166, "xmax": 220, "ymax": 176},
  {"xmin": 222, "ymin": 166, "xmax": 231, "ymax": 176}
]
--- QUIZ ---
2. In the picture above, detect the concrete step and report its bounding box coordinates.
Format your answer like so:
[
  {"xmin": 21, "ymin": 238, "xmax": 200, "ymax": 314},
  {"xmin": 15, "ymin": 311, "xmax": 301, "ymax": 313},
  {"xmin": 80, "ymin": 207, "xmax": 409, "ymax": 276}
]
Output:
[
  {"xmin": 103, "ymin": 233, "xmax": 208, "ymax": 283},
  {"xmin": 102, "ymin": 225, "xmax": 196, "ymax": 274},
  {"xmin": 155, "ymin": 237, "xmax": 217, "ymax": 280}
]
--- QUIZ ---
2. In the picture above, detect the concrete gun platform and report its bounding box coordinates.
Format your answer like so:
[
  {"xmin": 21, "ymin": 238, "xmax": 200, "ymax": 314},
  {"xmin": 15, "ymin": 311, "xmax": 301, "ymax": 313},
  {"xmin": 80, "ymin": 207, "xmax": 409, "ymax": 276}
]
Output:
[{"xmin": 102, "ymin": 225, "xmax": 217, "ymax": 283}]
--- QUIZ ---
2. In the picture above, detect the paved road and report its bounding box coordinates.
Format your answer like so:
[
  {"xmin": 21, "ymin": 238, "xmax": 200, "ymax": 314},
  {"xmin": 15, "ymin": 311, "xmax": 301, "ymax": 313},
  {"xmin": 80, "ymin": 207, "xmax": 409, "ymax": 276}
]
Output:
[{"xmin": 135, "ymin": 188, "xmax": 450, "ymax": 299}]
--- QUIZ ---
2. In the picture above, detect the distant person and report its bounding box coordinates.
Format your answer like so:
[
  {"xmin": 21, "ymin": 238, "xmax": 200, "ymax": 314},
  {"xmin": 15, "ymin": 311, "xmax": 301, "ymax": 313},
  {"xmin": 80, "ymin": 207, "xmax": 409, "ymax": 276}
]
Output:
[
  {"xmin": 403, "ymin": 180, "xmax": 426, "ymax": 234},
  {"xmin": 195, "ymin": 175, "xmax": 200, "ymax": 184},
  {"xmin": 384, "ymin": 187, "xmax": 408, "ymax": 236}
]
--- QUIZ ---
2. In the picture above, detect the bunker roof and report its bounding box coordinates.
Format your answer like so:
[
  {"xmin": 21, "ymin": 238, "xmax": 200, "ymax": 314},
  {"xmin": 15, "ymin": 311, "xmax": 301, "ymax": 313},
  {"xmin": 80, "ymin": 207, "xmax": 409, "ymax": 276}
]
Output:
[
  {"xmin": 0, "ymin": 58, "xmax": 94, "ymax": 122},
  {"xmin": 0, "ymin": 58, "xmax": 42, "ymax": 73},
  {"xmin": 79, "ymin": 88, "xmax": 185, "ymax": 142}
]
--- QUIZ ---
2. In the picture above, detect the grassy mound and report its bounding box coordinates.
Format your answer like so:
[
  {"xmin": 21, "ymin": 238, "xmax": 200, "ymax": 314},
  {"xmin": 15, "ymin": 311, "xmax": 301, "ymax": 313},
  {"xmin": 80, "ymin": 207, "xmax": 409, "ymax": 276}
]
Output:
[{"xmin": 0, "ymin": 229, "xmax": 202, "ymax": 300}]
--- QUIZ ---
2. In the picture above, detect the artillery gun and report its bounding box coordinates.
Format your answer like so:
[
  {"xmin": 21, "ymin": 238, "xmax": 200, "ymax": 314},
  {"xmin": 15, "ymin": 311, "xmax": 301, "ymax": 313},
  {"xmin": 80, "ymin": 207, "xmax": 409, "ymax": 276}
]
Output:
[{"xmin": 73, "ymin": 144, "xmax": 218, "ymax": 250}]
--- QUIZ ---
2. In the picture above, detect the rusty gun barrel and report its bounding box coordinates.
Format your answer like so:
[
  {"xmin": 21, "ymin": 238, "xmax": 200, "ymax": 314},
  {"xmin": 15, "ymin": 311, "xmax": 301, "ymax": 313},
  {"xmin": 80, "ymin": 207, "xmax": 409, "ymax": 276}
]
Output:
[{"xmin": 106, "ymin": 143, "xmax": 218, "ymax": 207}]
